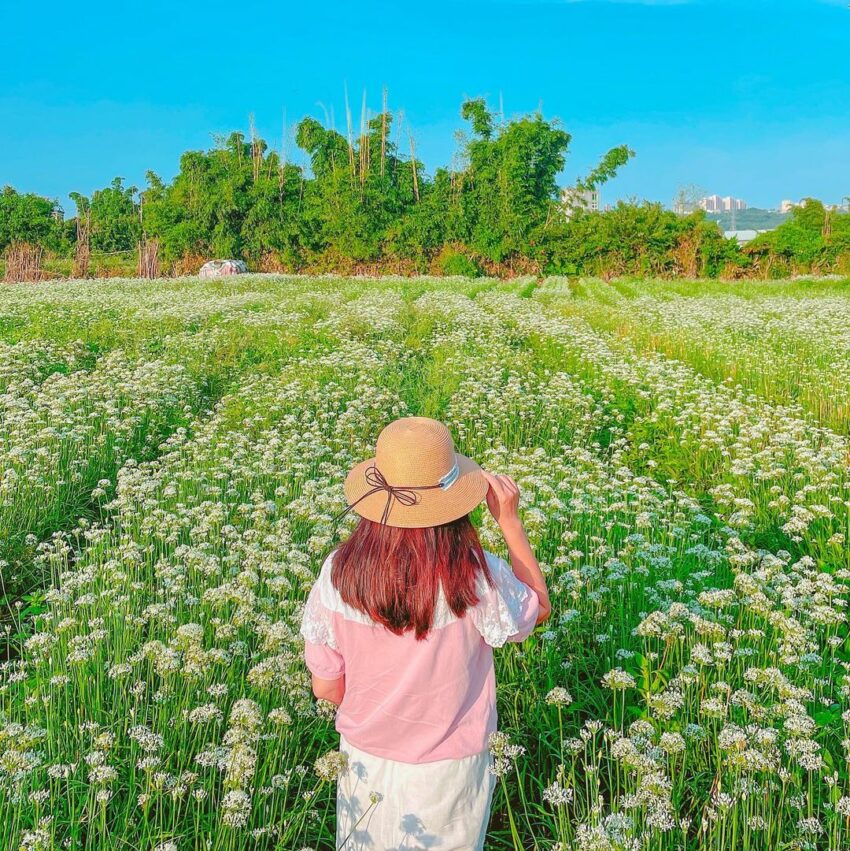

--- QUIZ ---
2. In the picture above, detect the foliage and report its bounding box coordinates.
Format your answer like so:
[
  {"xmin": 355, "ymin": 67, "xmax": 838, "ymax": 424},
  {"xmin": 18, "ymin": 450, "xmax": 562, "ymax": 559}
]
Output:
[
  {"xmin": 575, "ymin": 144, "xmax": 635, "ymax": 193},
  {"xmin": 0, "ymin": 186, "xmax": 64, "ymax": 253},
  {"xmin": 71, "ymin": 177, "xmax": 141, "ymax": 253},
  {"xmin": 1, "ymin": 99, "xmax": 636, "ymax": 274},
  {"xmin": 453, "ymin": 101, "xmax": 573, "ymax": 261},
  {"xmin": 536, "ymin": 203, "xmax": 742, "ymax": 278},
  {"xmin": 748, "ymin": 199, "xmax": 850, "ymax": 275},
  {"xmin": 434, "ymin": 245, "xmax": 483, "ymax": 277},
  {"xmin": 4, "ymin": 97, "xmax": 850, "ymax": 278},
  {"xmin": 295, "ymin": 114, "xmax": 419, "ymax": 261}
]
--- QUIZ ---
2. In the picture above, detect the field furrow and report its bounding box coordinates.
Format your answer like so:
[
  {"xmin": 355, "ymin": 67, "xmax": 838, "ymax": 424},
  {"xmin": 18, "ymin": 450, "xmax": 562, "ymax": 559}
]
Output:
[
  {"xmin": 560, "ymin": 278, "xmax": 850, "ymax": 434},
  {"xmin": 0, "ymin": 286, "xmax": 366, "ymax": 630}
]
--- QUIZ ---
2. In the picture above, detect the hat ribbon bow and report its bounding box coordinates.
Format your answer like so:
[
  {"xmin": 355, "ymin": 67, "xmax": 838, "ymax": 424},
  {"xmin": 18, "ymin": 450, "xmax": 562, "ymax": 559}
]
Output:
[{"xmin": 336, "ymin": 460, "xmax": 459, "ymax": 526}]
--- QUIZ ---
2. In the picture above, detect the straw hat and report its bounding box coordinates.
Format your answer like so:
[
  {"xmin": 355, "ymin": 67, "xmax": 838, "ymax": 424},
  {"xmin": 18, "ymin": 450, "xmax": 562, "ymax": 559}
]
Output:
[{"xmin": 342, "ymin": 417, "xmax": 488, "ymax": 528}]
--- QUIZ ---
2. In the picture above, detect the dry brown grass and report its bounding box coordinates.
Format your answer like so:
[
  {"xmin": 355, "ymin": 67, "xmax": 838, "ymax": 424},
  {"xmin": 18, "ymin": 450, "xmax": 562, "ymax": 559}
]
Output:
[
  {"xmin": 4, "ymin": 242, "xmax": 44, "ymax": 283},
  {"xmin": 138, "ymin": 240, "xmax": 160, "ymax": 279},
  {"xmin": 170, "ymin": 252, "xmax": 208, "ymax": 277}
]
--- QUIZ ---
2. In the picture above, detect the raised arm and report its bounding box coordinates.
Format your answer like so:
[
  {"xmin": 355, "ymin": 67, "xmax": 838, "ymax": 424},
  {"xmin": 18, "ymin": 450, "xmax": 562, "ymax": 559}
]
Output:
[{"xmin": 482, "ymin": 471, "xmax": 552, "ymax": 625}]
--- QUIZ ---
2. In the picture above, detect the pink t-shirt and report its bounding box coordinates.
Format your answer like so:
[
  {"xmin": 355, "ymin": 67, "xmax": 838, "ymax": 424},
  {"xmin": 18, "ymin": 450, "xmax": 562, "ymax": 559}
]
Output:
[{"xmin": 300, "ymin": 550, "xmax": 539, "ymax": 764}]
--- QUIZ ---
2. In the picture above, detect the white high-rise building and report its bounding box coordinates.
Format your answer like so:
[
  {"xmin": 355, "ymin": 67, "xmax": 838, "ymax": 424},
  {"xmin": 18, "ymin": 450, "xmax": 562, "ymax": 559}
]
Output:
[
  {"xmin": 561, "ymin": 187, "xmax": 600, "ymax": 218},
  {"xmin": 699, "ymin": 194, "xmax": 723, "ymax": 213},
  {"xmin": 699, "ymin": 195, "xmax": 747, "ymax": 213}
]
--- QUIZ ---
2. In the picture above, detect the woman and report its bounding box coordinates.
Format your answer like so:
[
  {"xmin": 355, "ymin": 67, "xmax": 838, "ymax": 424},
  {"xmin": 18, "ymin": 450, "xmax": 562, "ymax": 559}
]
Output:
[{"xmin": 301, "ymin": 416, "xmax": 551, "ymax": 850}]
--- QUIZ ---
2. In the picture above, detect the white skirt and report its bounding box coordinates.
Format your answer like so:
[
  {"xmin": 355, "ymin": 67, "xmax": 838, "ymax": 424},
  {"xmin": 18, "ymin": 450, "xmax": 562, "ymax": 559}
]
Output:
[{"xmin": 337, "ymin": 737, "xmax": 495, "ymax": 851}]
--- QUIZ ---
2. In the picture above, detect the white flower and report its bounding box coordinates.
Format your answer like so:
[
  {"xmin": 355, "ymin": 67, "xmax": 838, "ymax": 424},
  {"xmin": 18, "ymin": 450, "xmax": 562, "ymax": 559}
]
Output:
[
  {"xmin": 543, "ymin": 781, "xmax": 574, "ymax": 806},
  {"xmin": 221, "ymin": 789, "xmax": 252, "ymax": 828},
  {"xmin": 313, "ymin": 750, "xmax": 348, "ymax": 781},
  {"xmin": 601, "ymin": 668, "xmax": 636, "ymax": 690},
  {"xmin": 488, "ymin": 731, "xmax": 525, "ymax": 777},
  {"xmin": 545, "ymin": 687, "xmax": 573, "ymax": 707}
]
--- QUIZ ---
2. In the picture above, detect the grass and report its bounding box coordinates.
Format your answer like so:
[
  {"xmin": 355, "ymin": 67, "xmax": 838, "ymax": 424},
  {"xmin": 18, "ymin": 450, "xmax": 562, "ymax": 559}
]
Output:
[{"xmin": 0, "ymin": 274, "xmax": 849, "ymax": 850}]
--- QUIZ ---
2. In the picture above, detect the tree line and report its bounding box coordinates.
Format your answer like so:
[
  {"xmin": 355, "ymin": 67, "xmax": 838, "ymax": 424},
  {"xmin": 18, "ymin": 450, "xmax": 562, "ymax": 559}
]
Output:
[{"xmin": 2, "ymin": 98, "xmax": 849, "ymax": 279}]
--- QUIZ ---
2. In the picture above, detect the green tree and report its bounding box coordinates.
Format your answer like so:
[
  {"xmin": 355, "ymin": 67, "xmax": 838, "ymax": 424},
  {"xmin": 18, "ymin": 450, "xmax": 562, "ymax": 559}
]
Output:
[
  {"xmin": 71, "ymin": 178, "xmax": 140, "ymax": 253},
  {"xmin": 0, "ymin": 186, "xmax": 64, "ymax": 252},
  {"xmin": 748, "ymin": 200, "xmax": 833, "ymax": 273},
  {"xmin": 142, "ymin": 134, "xmax": 255, "ymax": 259},
  {"xmin": 538, "ymin": 203, "xmax": 743, "ymax": 278},
  {"xmin": 454, "ymin": 99, "xmax": 572, "ymax": 262},
  {"xmin": 240, "ymin": 158, "xmax": 306, "ymax": 262},
  {"xmin": 575, "ymin": 145, "xmax": 635, "ymax": 195},
  {"xmin": 295, "ymin": 112, "xmax": 420, "ymax": 262},
  {"xmin": 12, "ymin": 96, "xmax": 829, "ymax": 279}
]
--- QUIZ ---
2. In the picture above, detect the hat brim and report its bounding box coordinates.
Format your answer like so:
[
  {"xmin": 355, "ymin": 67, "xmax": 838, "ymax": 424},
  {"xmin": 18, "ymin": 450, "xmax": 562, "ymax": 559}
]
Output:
[{"xmin": 343, "ymin": 453, "xmax": 489, "ymax": 529}]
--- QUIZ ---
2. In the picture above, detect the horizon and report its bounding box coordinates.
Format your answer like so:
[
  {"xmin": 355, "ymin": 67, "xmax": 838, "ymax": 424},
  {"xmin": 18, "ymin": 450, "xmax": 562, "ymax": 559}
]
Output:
[{"xmin": 2, "ymin": 0, "xmax": 849, "ymax": 213}]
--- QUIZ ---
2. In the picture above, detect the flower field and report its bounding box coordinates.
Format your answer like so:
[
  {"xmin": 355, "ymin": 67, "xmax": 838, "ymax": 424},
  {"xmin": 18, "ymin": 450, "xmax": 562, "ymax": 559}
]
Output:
[{"xmin": 1, "ymin": 274, "xmax": 849, "ymax": 850}]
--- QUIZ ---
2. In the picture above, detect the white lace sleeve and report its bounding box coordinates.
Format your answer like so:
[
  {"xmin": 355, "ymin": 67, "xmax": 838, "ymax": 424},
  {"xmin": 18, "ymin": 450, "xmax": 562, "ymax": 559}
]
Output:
[
  {"xmin": 469, "ymin": 552, "xmax": 535, "ymax": 648},
  {"xmin": 299, "ymin": 554, "xmax": 338, "ymax": 650}
]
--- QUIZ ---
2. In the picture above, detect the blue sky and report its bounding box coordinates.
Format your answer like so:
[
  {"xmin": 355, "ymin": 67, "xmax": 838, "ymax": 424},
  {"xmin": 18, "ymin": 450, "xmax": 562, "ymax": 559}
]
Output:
[{"xmin": 1, "ymin": 0, "xmax": 848, "ymax": 211}]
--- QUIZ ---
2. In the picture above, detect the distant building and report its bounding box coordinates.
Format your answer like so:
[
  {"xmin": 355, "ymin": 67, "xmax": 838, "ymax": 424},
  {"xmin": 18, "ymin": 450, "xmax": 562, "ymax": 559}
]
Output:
[
  {"xmin": 724, "ymin": 229, "xmax": 767, "ymax": 245},
  {"xmin": 561, "ymin": 187, "xmax": 600, "ymax": 218},
  {"xmin": 780, "ymin": 198, "xmax": 849, "ymax": 214},
  {"xmin": 701, "ymin": 195, "xmax": 746, "ymax": 213}
]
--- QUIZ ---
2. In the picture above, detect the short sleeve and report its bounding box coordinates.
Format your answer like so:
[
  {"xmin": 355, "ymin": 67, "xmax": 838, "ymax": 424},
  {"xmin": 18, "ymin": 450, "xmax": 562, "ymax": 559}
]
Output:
[
  {"xmin": 469, "ymin": 552, "xmax": 540, "ymax": 647},
  {"xmin": 304, "ymin": 641, "xmax": 344, "ymax": 680},
  {"xmin": 301, "ymin": 555, "xmax": 345, "ymax": 680}
]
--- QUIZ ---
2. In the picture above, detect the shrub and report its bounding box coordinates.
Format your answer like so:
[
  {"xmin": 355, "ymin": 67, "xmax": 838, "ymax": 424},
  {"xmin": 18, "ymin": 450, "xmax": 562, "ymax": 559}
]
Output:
[{"xmin": 435, "ymin": 246, "xmax": 482, "ymax": 277}]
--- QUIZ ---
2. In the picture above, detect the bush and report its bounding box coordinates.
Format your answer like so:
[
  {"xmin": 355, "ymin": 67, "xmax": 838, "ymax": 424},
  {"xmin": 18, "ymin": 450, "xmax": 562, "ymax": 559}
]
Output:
[{"xmin": 436, "ymin": 246, "xmax": 482, "ymax": 277}]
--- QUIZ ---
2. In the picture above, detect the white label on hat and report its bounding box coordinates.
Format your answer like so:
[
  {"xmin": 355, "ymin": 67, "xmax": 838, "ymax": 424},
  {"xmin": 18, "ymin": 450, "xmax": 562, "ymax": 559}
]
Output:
[{"xmin": 438, "ymin": 459, "xmax": 460, "ymax": 490}]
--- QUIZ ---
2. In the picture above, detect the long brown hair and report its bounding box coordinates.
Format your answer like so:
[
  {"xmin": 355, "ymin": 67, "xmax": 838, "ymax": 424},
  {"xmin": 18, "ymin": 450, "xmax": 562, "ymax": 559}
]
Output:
[{"xmin": 332, "ymin": 515, "xmax": 491, "ymax": 640}]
